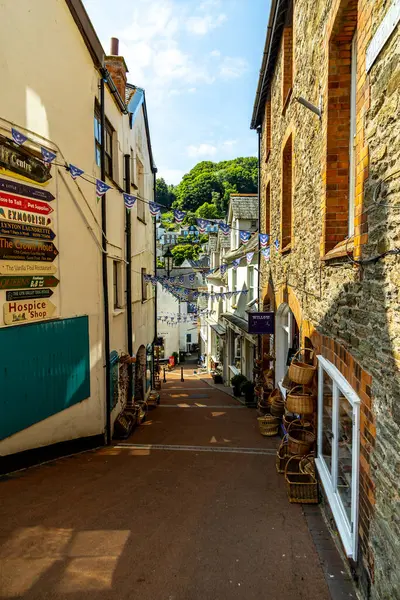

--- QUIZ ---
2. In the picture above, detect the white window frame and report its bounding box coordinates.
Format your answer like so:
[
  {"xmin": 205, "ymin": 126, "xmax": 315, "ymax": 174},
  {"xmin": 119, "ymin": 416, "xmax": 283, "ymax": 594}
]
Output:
[
  {"xmin": 276, "ymin": 304, "xmax": 294, "ymax": 397},
  {"xmin": 315, "ymin": 355, "xmax": 360, "ymax": 560},
  {"xmin": 348, "ymin": 32, "xmax": 357, "ymax": 237},
  {"xmin": 248, "ymin": 266, "xmax": 254, "ymax": 301}
]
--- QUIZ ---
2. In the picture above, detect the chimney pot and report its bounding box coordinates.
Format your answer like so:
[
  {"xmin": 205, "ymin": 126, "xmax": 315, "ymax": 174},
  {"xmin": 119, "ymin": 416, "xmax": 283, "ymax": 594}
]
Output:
[{"xmin": 110, "ymin": 37, "xmax": 119, "ymax": 56}]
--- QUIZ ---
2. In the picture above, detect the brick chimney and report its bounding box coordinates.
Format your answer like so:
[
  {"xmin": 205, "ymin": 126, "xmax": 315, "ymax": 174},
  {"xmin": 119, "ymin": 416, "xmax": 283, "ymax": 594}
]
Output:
[{"xmin": 105, "ymin": 38, "xmax": 128, "ymax": 103}]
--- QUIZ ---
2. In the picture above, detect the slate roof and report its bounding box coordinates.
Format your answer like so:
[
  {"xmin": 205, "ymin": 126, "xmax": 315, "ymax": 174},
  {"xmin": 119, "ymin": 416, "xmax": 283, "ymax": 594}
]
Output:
[
  {"xmin": 218, "ymin": 230, "xmax": 231, "ymax": 249},
  {"xmin": 224, "ymin": 233, "xmax": 258, "ymax": 261},
  {"xmin": 230, "ymin": 195, "xmax": 259, "ymax": 220}
]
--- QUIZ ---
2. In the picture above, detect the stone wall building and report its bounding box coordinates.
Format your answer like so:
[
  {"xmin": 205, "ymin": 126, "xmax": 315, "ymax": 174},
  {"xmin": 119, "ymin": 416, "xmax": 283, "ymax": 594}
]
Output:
[{"xmin": 251, "ymin": 1, "xmax": 399, "ymax": 598}]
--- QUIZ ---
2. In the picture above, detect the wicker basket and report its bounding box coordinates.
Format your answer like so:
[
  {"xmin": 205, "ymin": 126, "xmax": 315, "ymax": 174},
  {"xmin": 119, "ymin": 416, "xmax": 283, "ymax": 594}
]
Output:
[
  {"xmin": 299, "ymin": 454, "xmax": 315, "ymax": 476},
  {"xmin": 286, "ymin": 386, "xmax": 315, "ymax": 415},
  {"xmin": 285, "ymin": 456, "xmax": 318, "ymax": 504},
  {"xmin": 257, "ymin": 415, "xmax": 279, "ymax": 437},
  {"xmin": 276, "ymin": 437, "xmax": 291, "ymax": 473},
  {"xmin": 288, "ymin": 349, "xmax": 316, "ymax": 386},
  {"xmin": 287, "ymin": 421, "xmax": 315, "ymax": 455},
  {"xmin": 283, "ymin": 414, "xmax": 313, "ymax": 432}
]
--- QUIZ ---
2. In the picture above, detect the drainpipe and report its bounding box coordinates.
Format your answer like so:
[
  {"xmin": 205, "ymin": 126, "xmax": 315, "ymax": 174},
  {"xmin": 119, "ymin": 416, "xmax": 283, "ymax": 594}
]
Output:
[
  {"xmin": 257, "ymin": 125, "xmax": 262, "ymax": 366},
  {"xmin": 124, "ymin": 154, "xmax": 133, "ymax": 403},
  {"xmin": 152, "ymin": 170, "xmax": 158, "ymax": 384},
  {"xmin": 100, "ymin": 73, "xmax": 112, "ymax": 445}
]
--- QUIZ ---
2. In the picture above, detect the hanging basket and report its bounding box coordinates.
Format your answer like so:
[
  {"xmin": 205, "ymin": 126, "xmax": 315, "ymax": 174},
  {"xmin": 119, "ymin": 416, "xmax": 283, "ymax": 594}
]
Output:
[
  {"xmin": 286, "ymin": 386, "xmax": 315, "ymax": 415},
  {"xmin": 288, "ymin": 349, "xmax": 316, "ymax": 386},
  {"xmin": 285, "ymin": 456, "xmax": 318, "ymax": 504},
  {"xmin": 283, "ymin": 414, "xmax": 313, "ymax": 432},
  {"xmin": 287, "ymin": 420, "xmax": 315, "ymax": 455},
  {"xmin": 257, "ymin": 415, "xmax": 279, "ymax": 437}
]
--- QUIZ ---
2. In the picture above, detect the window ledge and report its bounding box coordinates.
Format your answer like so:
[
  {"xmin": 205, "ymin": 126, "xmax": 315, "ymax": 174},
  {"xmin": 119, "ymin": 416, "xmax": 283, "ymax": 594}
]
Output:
[
  {"xmin": 280, "ymin": 243, "xmax": 292, "ymax": 255},
  {"xmin": 137, "ymin": 216, "xmax": 147, "ymax": 225},
  {"xmin": 321, "ymin": 237, "xmax": 354, "ymax": 262},
  {"xmin": 282, "ymin": 87, "xmax": 293, "ymax": 114},
  {"xmin": 113, "ymin": 308, "xmax": 125, "ymax": 317}
]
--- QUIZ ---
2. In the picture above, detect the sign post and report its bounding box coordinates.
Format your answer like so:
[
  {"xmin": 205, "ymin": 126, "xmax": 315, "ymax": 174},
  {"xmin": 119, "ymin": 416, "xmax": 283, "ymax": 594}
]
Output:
[{"xmin": 248, "ymin": 312, "xmax": 275, "ymax": 335}]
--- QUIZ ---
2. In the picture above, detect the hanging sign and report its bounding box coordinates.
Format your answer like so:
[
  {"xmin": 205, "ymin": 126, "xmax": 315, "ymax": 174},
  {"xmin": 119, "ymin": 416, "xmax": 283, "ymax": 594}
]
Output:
[
  {"xmin": 0, "ymin": 177, "xmax": 55, "ymax": 202},
  {"xmin": 248, "ymin": 312, "xmax": 275, "ymax": 335},
  {"xmin": 0, "ymin": 136, "xmax": 52, "ymax": 184},
  {"xmin": 3, "ymin": 298, "xmax": 56, "ymax": 325},
  {"xmin": 0, "ymin": 191, "xmax": 54, "ymax": 215},
  {"xmin": 366, "ymin": 0, "xmax": 400, "ymax": 72},
  {"xmin": 0, "ymin": 236, "xmax": 58, "ymax": 262},
  {"xmin": 0, "ymin": 206, "xmax": 52, "ymax": 226},
  {"xmin": 0, "ymin": 220, "xmax": 55, "ymax": 241},
  {"xmin": 6, "ymin": 288, "xmax": 53, "ymax": 301},
  {"xmin": 0, "ymin": 274, "xmax": 59, "ymax": 290},
  {"xmin": 0, "ymin": 261, "xmax": 57, "ymax": 275}
]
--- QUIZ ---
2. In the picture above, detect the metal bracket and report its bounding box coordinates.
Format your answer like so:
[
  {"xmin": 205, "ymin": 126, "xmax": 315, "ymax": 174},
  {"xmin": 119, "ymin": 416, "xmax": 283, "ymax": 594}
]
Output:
[{"xmin": 295, "ymin": 94, "xmax": 323, "ymax": 120}]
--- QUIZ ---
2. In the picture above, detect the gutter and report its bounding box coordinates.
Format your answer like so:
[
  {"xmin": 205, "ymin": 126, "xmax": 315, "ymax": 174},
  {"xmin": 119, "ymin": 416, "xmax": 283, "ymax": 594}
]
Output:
[
  {"xmin": 153, "ymin": 168, "xmax": 158, "ymax": 385},
  {"xmin": 124, "ymin": 154, "xmax": 133, "ymax": 403},
  {"xmin": 100, "ymin": 76, "xmax": 112, "ymax": 445},
  {"xmin": 257, "ymin": 126, "xmax": 262, "ymax": 364}
]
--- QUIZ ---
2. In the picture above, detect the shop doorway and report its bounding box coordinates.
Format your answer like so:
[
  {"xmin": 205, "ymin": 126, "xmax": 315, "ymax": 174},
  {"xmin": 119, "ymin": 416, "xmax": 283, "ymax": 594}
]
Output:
[
  {"xmin": 134, "ymin": 345, "xmax": 146, "ymax": 402},
  {"xmin": 275, "ymin": 303, "xmax": 299, "ymax": 392}
]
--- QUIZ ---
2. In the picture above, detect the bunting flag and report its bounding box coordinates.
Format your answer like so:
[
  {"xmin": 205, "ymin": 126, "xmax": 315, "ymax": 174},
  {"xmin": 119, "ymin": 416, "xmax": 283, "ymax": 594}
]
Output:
[
  {"xmin": 196, "ymin": 218, "xmax": 208, "ymax": 233},
  {"xmin": 149, "ymin": 202, "xmax": 161, "ymax": 217},
  {"xmin": 173, "ymin": 209, "xmax": 186, "ymax": 223},
  {"xmin": 69, "ymin": 164, "xmax": 84, "ymax": 180},
  {"xmin": 259, "ymin": 234, "xmax": 270, "ymax": 248},
  {"xmin": 183, "ymin": 288, "xmax": 190, "ymax": 296},
  {"xmin": 262, "ymin": 248, "xmax": 271, "ymax": 262},
  {"xmin": 240, "ymin": 231, "xmax": 251, "ymax": 245},
  {"xmin": 274, "ymin": 239, "xmax": 280, "ymax": 252},
  {"xmin": 123, "ymin": 193, "xmax": 137, "ymax": 210},
  {"xmin": 41, "ymin": 147, "xmax": 57, "ymax": 165},
  {"xmin": 220, "ymin": 264, "xmax": 227, "ymax": 275},
  {"xmin": 189, "ymin": 273, "xmax": 195, "ymax": 283},
  {"xmin": 11, "ymin": 128, "xmax": 27, "ymax": 145},
  {"xmin": 219, "ymin": 223, "xmax": 230, "ymax": 236},
  {"xmin": 169, "ymin": 277, "xmax": 176, "ymax": 283},
  {"xmin": 246, "ymin": 251, "xmax": 255, "ymax": 264},
  {"xmin": 232, "ymin": 259, "xmax": 241, "ymax": 270},
  {"xmin": 96, "ymin": 179, "xmax": 112, "ymax": 201},
  {"xmin": 179, "ymin": 275, "xmax": 184, "ymax": 283}
]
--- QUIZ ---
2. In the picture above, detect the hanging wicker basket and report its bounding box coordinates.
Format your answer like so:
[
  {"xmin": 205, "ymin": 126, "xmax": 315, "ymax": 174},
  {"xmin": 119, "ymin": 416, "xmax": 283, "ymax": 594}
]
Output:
[
  {"xmin": 283, "ymin": 414, "xmax": 312, "ymax": 432},
  {"xmin": 285, "ymin": 456, "xmax": 318, "ymax": 504},
  {"xmin": 288, "ymin": 349, "xmax": 316, "ymax": 386},
  {"xmin": 276, "ymin": 437, "xmax": 291, "ymax": 474},
  {"xmin": 286, "ymin": 386, "xmax": 315, "ymax": 415},
  {"xmin": 287, "ymin": 420, "xmax": 315, "ymax": 455},
  {"xmin": 257, "ymin": 415, "xmax": 279, "ymax": 437}
]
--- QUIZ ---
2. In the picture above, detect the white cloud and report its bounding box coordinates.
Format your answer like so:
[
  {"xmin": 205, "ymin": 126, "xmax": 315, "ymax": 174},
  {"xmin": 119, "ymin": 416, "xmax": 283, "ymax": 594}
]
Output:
[
  {"xmin": 188, "ymin": 87, "xmax": 197, "ymax": 93},
  {"xmin": 222, "ymin": 139, "xmax": 237, "ymax": 148},
  {"xmin": 209, "ymin": 49, "xmax": 221, "ymax": 58},
  {"xmin": 186, "ymin": 13, "xmax": 227, "ymax": 35},
  {"xmin": 158, "ymin": 168, "xmax": 185, "ymax": 185},
  {"xmin": 187, "ymin": 144, "xmax": 217, "ymax": 158},
  {"xmin": 219, "ymin": 56, "xmax": 249, "ymax": 79}
]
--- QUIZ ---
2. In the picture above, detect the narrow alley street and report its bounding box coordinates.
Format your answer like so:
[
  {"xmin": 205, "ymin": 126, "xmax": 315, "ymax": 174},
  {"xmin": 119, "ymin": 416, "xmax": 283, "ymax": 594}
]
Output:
[{"xmin": 0, "ymin": 365, "xmax": 352, "ymax": 600}]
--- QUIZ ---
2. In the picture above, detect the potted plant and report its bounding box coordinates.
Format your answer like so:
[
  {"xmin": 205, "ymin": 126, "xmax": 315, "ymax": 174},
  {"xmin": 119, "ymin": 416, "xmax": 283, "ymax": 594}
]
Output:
[
  {"xmin": 241, "ymin": 381, "xmax": 256, "ymax": 407},
  {"xmin": 172, "ymin": 351, "xmax": 179, "ymax": 365},
  {"xmin": 212, "ymin": 369, "xmax": 223, "ymax": 384},
  {"xmin": 231, "ymin": 374, "xmax": 247, "ymax": 397}
]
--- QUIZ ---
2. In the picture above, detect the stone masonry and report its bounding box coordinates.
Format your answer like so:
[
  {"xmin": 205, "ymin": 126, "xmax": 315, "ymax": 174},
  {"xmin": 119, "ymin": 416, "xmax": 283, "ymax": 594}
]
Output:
[{"xmin": 255, "ymin": 1, "xmax": 400, "ymax": 598}]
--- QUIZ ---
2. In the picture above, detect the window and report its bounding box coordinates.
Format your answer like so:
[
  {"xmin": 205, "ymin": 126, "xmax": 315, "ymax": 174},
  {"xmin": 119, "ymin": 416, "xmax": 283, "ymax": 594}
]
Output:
[
  {"xmin": 186, "ymin": 333, "xmax": 192, "ymax": 343},
  {"xmin": 325, "ymin": 1, "xmax": 358, "ymax": 253},
  {"xmin": 248, "ymin": 266, "xmax": 254, "ymax": 301},
  {"xmin": 282, "ymin": 2, "xmax": 293, "ymax": 109},
  {"xmin": 264, "ymin": 98, "xmax": 272, "ymax": 160},
  {"xmin": 130, "ymin": 148, "xmax": 135, "ymax": 187},
  {"xmin": 113, "ymin": 260, "xmax": 122, "ymax": 310},
  {"xmin": 265, "ymin": 182, "xmax": 271, "ymax": 238},
  {"xmin": 316, "ymin": 356, "xmax": 360, "ymax": 559},
  {"xmin": 281, "ymin": 134, "xmax": 293, "ymax": 250},
  {"xmin": 231, "ymin": 268, "xmax": 237, "ymax": 308},
  {"xmin": 94, "ymin": 105, "xmax": 114, "ymax": 179},
  {"xmin": 137, "ymin": 157, "xmax": 145, "ymax": 222},
  {"xmin": 141, "ymin": 268, "xmax": 148, "ymax": 302}
]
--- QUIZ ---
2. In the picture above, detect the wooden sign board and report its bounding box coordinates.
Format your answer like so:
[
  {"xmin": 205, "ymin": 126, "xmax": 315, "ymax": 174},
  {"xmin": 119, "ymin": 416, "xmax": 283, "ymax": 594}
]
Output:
[
  {"xmin": 0, "ymin": 236, "xmax": 58, "ymax": 262},
  {"xmin": 0, "ymin": 261, "xmax": 57, "ymax": 275},
  {"xmin": 0, "ymin": 177, "xmax": 55, "ymax": 202},
  {"xmin": 6, "ymin": 288, "xmax": 53, "ymax": 301},
  {"xmin": 0, "ymin": 136, "xmax": 52, "ymax": 184},
  {"xmin": 0, "ymin": 191, "xmax": 54, "ymax": 215},
  {"xmin": 0, "ymin": 220, "xmax": 55, "ymax": 241},
  {"xmin": 0, "ymin": 206, "xmax": 52, "ymax": 227},
  {"xmin": 0, "ymin": 275, "xmax": 59, "ymax": 290},
  {"xmin": 3, "ymin": 298, "xmax": 56, "ymax": 325}
]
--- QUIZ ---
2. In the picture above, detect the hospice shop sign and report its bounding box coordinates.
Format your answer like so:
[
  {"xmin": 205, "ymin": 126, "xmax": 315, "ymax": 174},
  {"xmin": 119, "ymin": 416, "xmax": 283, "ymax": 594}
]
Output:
[
  {"xmin": 3, "ymin": 298, "xmax": 56, "ymax": 325},
  {"xmin": 248, "ymin": 312, "xmax": 275, "ymax": 335}
]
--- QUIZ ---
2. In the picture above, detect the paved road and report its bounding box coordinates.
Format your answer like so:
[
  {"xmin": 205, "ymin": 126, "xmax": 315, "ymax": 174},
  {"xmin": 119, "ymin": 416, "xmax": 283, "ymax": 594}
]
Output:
[{"xmin": 0, "ymin": 367, "xmax": 332, "ymax": 600}]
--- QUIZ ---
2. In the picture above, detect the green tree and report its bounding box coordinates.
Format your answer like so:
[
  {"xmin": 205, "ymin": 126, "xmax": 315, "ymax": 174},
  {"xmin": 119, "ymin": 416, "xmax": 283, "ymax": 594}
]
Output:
[
  {"xmin": 156, "ymin": 177, "xmax": 176, "ymax": 207},
  {"xmin": 195, "ymin": 202, "xmax": 221, "ymax": 220},
  {"xmin": 171, "ymin": 244, "xmax": 200, "ymax": 266}
]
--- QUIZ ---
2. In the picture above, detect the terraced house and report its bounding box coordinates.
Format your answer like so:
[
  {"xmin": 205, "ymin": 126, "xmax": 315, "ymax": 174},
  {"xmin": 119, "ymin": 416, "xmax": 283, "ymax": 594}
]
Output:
[{"xmin": 251, "ymin": 1, "xmax": 400, "ymax": 598}]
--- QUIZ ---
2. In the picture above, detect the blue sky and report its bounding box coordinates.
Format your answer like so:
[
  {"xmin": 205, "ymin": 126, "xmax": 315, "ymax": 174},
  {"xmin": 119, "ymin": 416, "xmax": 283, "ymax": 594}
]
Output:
[{"xmin": 83, "ymin": 0, "xmax": 269, "ymax": 184}]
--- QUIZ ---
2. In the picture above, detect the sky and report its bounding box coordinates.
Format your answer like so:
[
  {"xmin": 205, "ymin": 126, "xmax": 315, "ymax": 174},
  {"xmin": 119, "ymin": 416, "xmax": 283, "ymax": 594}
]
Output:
[{"xmin": 82, "ymin": 0, "xmax": 270, "ymax": 185}]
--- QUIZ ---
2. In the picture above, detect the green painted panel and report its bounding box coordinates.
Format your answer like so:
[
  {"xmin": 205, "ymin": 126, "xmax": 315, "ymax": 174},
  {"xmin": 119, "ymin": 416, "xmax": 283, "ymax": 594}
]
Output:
[{"xmin": 0, "ymin": 316, "xmax": 90, "ymax": 440}]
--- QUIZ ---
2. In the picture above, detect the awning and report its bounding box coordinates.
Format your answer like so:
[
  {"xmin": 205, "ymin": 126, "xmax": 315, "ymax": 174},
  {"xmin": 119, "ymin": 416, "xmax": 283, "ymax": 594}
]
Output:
[
  {"xmin": 221, "ymin": 313, "xmax": 258, "ymax": 345},
  {"xmin": 208, "ymin": 321, "xmax": 226, "ymax": 336}
]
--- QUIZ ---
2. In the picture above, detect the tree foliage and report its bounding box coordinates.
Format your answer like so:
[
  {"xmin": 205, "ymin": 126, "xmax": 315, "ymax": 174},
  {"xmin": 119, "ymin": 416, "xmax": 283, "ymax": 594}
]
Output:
[
  {"xmin": 195, "ymin": 202, "xmax": 221, "ymax": 220},
  {"xmin": 172, "ymin": 157, "xmax": 257, "ymax": 212},
  {"xmin": 171, "ymin": 243, "xmax": 200, "ymax": 266},
  {"xmin": 156, "ymin": 177, "xmax": 176, "ymax": 208}
]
